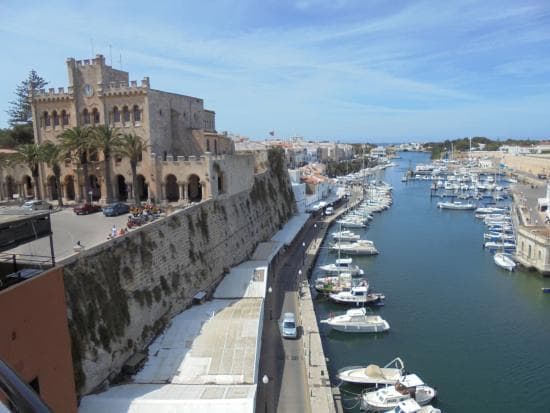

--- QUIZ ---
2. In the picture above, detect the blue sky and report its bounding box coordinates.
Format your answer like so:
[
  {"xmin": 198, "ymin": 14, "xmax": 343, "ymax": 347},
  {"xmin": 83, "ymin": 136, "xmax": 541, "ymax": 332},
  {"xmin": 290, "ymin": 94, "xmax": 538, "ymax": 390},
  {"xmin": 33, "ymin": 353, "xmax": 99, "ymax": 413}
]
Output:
[{"xmin": 1, "ymin": 0, "xmax": 550, "ymax": 142}]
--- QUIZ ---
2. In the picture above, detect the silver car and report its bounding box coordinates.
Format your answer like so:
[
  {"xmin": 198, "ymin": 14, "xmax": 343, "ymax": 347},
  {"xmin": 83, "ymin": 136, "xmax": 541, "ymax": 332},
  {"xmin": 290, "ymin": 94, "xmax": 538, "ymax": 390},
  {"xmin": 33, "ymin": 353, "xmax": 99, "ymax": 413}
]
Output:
[{"xmin": 21, "ymin": 200, "xmax": 53, "ymax": 211}]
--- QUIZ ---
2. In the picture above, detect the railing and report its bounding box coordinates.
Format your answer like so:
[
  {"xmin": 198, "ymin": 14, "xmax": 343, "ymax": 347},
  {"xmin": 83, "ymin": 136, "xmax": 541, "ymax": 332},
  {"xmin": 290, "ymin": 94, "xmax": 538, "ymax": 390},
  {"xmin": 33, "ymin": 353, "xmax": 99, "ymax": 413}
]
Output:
[{"xmin": 0, "ymin": 359, "xmax": 52, "ymax": 412}]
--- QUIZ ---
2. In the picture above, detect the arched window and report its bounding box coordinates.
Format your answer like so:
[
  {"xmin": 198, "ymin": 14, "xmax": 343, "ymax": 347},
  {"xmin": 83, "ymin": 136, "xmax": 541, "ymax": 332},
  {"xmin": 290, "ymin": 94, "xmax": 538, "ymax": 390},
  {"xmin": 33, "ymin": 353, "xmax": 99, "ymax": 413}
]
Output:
[
  {"xmin": 92, "ymin": 108, "xmax": 100, "ymax": 124},
  {"xmin": 62, "ymin": 110, "xmax": 69, "ymax": 126},
  {"xmin": 83, "ymin": 109, "xmax": 90, "ymax": 124},
  {"xmin": 44, "ymin": 111, "xmax": 51, "ymax": 127},
  {"xmin": 113, "ymin": 106, "xmax": 120, "ymax": 123},
  {"xmin": 52, "ymin": 111, "xmax": 59, "ymax": 126},
  {"xmin": 133, "ymin": 105, "xmax": 141, "ymax": 122},
  {"xmin": 123, "ymin": 106, "xmax": 130, "ymax": 123}
]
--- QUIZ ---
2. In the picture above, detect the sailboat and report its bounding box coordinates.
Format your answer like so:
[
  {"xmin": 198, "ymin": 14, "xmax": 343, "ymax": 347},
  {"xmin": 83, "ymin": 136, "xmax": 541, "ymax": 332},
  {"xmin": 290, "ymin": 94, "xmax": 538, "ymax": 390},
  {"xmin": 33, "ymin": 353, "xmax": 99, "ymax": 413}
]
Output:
[{"xmin": 494, "ymin": 253, "xmax": 516, "ymax": 271}]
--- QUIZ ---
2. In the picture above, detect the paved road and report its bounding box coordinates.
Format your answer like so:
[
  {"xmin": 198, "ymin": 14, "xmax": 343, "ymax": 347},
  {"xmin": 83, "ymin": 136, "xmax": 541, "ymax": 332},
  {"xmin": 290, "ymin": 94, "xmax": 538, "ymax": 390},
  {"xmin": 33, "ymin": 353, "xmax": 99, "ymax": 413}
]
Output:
[
  {"xmin": 3, "ymin": 208, "xmax": 129, "ymax": 262},
  {"xmin": 256, "ymin": 213, "xmax": 322, "ymax": 413}
]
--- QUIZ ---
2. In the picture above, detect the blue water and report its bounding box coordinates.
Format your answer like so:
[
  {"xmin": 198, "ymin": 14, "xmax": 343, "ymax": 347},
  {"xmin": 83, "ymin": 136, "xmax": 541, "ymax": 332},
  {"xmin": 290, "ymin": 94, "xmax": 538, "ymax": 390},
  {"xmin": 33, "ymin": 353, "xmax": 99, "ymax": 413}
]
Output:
[{"xmin": 314, "ymin": 152, "xmax": 550, "ymax": 412}]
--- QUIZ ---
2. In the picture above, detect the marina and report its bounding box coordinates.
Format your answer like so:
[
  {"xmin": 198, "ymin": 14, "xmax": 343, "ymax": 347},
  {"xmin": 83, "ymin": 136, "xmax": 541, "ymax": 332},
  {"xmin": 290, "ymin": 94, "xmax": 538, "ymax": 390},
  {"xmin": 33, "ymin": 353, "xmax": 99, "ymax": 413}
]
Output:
[{"xmin": 314, "ymin": 152, "xmax": 550, "ymax": 412}]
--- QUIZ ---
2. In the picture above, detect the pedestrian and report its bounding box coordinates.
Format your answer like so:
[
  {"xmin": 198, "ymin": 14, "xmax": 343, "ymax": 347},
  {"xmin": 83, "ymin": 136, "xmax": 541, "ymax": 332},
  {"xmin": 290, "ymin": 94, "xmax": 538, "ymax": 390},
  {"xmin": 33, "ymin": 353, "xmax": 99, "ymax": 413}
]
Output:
[{"xmin": 111, "ymin": 225, "xmax": 117, "ymax": 238}]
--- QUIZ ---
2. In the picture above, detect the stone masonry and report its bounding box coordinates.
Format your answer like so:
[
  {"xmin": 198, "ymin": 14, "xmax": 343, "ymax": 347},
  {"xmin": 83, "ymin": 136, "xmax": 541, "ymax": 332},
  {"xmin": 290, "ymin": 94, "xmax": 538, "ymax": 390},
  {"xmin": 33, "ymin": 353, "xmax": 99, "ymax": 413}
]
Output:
[{"xmin": 62, "ymin": 152, "xmax": 296, "ymax": 396}]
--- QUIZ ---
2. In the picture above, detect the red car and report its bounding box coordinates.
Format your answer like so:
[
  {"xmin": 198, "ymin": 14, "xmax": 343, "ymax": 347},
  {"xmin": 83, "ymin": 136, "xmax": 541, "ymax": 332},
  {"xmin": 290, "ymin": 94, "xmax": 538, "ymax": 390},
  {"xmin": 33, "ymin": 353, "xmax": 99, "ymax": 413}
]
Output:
[{"xmin": 73, "ymin": 203, "xmax": 102, "ymax": 215}]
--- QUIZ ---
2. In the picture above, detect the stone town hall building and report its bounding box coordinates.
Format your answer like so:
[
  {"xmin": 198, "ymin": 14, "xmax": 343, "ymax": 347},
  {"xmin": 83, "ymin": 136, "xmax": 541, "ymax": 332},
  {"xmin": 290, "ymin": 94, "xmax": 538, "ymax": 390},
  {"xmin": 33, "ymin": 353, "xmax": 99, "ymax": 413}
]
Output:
[{"xmin": 0, "ymin": 54, "xmax": 255, "ymax": 204}]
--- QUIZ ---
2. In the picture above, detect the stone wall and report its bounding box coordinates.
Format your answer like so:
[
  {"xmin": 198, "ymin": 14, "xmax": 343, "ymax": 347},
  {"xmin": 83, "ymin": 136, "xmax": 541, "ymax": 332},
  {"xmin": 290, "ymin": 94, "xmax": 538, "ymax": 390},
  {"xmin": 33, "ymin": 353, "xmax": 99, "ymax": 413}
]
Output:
[{"xmin": 62, "ymin": 149, "xmax": 296, "ymax": 395}]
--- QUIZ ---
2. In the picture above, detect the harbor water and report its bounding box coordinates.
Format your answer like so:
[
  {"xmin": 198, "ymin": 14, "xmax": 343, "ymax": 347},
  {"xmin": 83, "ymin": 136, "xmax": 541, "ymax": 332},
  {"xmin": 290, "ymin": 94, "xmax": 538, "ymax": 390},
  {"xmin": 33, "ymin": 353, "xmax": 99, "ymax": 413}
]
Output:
[{"xmin": 314, "ymin": 152, "xmax": 550, "ymax": 412}]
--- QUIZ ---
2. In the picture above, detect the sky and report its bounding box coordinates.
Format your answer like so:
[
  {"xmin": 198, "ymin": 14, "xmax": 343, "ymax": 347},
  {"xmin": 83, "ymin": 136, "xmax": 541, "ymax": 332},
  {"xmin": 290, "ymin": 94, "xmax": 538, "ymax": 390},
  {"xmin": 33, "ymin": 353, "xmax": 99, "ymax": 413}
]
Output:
[{"xmin": 1, "ymin": 0, "xmax": 550, "ymax": 142}]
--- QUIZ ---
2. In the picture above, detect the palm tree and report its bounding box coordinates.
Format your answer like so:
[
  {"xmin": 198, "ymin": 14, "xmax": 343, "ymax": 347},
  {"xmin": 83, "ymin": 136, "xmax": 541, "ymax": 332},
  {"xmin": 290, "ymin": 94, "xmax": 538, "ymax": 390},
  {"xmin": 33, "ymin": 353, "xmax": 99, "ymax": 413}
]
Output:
[
  {"xmin": 39, "ymin": 141, "xmax": 64, "ymax": 207},
  {"xmin": 13, "ymin": 143, "xmax": 42, "ymax": 199},
  {"xmin": 91, "ymin": 125, "xmax": 122, "ymax": 204},
  {"xmin": 116, "ymin": 133, "xmax": 148, "ymax": 207},
  {"xmin": 58, "ymin": 126, "xmax": 92, "ymax": 203}
]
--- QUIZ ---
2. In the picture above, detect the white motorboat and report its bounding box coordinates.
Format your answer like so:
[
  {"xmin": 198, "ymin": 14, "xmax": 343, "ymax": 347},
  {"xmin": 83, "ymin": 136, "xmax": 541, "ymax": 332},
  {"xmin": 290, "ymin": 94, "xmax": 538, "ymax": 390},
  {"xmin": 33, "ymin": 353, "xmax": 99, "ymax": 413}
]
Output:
[
  {"xmin": 437, "ymin": 201, "xmax": 475, "ymax": 210},
  {"xmin": 320, "ymin": 307, "xmax": 390, "ymax": 333},
  {"xmin": 494, "ymin": 252, "xmax": 516, "ymax": 271},
  {"xmin": 330, "ymin": 240, "xmax": 379, "ymax": 256},
  {"xmin": 319, "ymin": 258, "xmax": 364, "ymax": 276},
  {"xmin": 484, "ymin": 241, "xmax": 515, "ymax": 250},
  {"xmin": 331, "ymin": 230, "xmax": 361, "ymax": 242},
  {"xmin": 384, "ymin": 399, "xmax": 441, "ymax": 413},
  {"xmin": 337, "ymin": 357, "xmax": 405, "ymax": 385},
  {"xmin": 361, "ymin": 374, "xmax": 437, "ymax": 412},
  {"xmin": 314, "ymin": 273, "xmax": 358, "ymax": 294},
  {"xmin": 483, "ymin": 232, "xmax": 515, "ymax": 242},
  {"xmin": 329, "ymin": 285, "xmax": 385, "ymax": 306},
  {"xmin": 337, "ymin": 218, "xmax": 367, "ymax": 228},
  {"xmin": 475, "ymin": 207, "xmax": 507, "ymax": 214}
]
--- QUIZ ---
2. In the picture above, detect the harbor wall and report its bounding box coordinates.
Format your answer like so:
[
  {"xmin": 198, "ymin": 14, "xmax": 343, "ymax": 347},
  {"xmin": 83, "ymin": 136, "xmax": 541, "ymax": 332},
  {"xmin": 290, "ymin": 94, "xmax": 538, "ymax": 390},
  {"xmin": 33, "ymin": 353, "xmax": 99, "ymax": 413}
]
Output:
[{"xmin": 62, "ymin": 149, "xmax": 296, "ymax": 396}]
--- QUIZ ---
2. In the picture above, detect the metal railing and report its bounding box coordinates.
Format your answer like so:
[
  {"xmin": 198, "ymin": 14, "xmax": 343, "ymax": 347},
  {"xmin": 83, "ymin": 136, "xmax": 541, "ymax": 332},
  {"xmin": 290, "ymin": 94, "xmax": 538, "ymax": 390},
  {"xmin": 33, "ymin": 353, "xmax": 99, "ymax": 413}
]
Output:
[{"xmin": 0, "ymin": 359, "xmax": 52, "ymax": 413}]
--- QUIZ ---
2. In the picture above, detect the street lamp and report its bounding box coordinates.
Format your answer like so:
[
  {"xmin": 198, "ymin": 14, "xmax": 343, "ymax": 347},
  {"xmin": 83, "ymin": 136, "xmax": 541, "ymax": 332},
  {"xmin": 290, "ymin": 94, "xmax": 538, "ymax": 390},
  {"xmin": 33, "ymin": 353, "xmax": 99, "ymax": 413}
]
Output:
[
  {"xmin": 302, "ymin": 242, "xmax": 306, "ymax": 266},
  {"xmin": 262, "ymin": 374, "xmax": 270, "ymax": 413},
  {"xmin": 267, "ymin": 286, "xmax": 273, "ymax": 320}
]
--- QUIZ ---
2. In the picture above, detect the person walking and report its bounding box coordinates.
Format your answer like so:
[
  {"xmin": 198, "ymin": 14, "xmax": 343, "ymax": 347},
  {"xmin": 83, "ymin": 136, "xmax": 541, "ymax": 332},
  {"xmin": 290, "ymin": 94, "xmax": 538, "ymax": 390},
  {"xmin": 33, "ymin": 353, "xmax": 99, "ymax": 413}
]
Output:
[{"xmin": 111, "ymin": 225, "xmax": 117, "ymax": 238}]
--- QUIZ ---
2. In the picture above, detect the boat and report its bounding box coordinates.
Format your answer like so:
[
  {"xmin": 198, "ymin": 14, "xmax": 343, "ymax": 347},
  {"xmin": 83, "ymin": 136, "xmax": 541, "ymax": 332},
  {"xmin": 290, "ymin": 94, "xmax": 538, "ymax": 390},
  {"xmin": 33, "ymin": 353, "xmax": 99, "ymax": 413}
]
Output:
[
  {"xmin": 475, "ymin": 207, "xmax": 507, "ymax": 214},
  {"xmin": 336, "ymin": 218, "xmax": 367, "ymax": 228},
  {"xmin": 484, "ymin": 241, "xmax": 516, "ymax": 251},
  {"xmin": 320, "ymin": 307, "xmax": 390, "ymax": 333},
  {"xmin": 319, "ymin": 258, "xmax": 364, "ymax": 276},
  {"xmin": 541, "ymin": 288, "xmax": 550, "ymax": 293},
  {"xmin": 314, "ymin": 273, "xmax": 363, "ymax": 294},
  {"xmin": 361, "ymin": 374, "xmax": 437, "ymax": 411},
  {"xmin": 337, "ymin": 357, "xmax": 405, "ymax": 385},
  {"xmin": 483, "ymin": 232, "xmax": 515, "ymax": 242},
  {"xmin": 329, "ymin": 285, "xmax": 385, "ymax": 306},
  {"xmin": 437, "ymin": 201, "xmax": 475, "ymax": 210},
  {"xmin": 384, "ymin": 399, "xmax": 441, "ymax": 413},
  {"xmin": 331, "ymin": 230, "xmax": 361, "ymax": 242},
  {"xmin": 330, "ymin": 240, "xmax": 379, "ymax": 256},
  {"xmin": 494, "ymin": 253, "xmax": 516, "ymax": 271}
]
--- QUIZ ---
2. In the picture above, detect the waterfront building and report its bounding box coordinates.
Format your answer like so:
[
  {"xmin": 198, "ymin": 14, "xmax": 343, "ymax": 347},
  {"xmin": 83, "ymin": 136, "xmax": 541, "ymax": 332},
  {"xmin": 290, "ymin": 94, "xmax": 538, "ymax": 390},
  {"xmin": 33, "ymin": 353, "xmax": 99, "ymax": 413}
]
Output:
[{"xmin": 0, "ymin": 55, "xmax": 255, "ymax": 205}]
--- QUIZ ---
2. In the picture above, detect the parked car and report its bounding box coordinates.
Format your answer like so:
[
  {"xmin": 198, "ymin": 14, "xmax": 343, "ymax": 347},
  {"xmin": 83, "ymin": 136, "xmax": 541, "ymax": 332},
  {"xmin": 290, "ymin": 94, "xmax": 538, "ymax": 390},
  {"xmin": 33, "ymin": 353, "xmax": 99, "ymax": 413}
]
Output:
[
  {"xmin": 280, "ymin": 312, "xmax": 298, "ymax": 339},
  {"xmin": 21, "ymin": 200, "xmax": 52, "ymax": 211},
  {"xmin": 103, "ymin": 202, "xmax": 130, "ymax": 217},
  {"xmin": 73, "ymin": 203, "xmax": 102, "ymax": 215}
]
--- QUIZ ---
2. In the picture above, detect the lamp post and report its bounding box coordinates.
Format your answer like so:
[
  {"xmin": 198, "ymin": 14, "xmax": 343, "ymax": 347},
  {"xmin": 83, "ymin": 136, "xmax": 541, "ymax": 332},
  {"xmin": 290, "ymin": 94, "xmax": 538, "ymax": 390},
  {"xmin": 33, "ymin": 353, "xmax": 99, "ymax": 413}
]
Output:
[
  {"xmin": 267, "ymin": 286, "xmax": 273, "ymax": 320},
  {"xmin": 262, "ymin": 374, "xmax": 270, "ymax": 413},
  {"xmin": 302, "ymin": 241, "xmax": 306, "ymax": 266},
  {"xmin": 298, "ymin": 269, "xmax": 302, "ymax": 284}
]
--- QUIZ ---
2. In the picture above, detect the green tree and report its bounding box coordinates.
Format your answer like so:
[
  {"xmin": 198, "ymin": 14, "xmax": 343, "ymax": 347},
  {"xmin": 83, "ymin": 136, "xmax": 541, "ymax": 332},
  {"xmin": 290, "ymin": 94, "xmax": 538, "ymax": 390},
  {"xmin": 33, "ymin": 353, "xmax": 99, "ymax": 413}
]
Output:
[
  {"xmin": 13, "ymin": 143, "xmax": 42, "ymax": 199},
  {"xmin": 116, "ymin": 133, "xmax": 148, "ymax": 206},
  {"xmin": 92, "ymin": 125, "xmax": 122, "ymax": 204},
  {"xmin": 58, "ymin": 126, "xmax": 93, "ymax": 203},
  {"xmin": 39, "ymin": 141, "xmax": 65, "ymax": 207},
  {"xmin": 6, "ymin": 70, "xmax": 48, "ymax": 126}
]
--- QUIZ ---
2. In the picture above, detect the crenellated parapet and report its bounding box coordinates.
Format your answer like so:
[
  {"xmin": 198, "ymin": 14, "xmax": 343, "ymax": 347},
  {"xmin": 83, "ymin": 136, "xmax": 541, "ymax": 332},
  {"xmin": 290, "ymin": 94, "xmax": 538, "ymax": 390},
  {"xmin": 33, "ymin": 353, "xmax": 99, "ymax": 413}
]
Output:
[
  {"xmin": 100, "ymin": 78, "xmax": 150, "ymax": 97},
  {"xmin": 33, "ymin": 87, "xmax": 74, "ymax": 102}
]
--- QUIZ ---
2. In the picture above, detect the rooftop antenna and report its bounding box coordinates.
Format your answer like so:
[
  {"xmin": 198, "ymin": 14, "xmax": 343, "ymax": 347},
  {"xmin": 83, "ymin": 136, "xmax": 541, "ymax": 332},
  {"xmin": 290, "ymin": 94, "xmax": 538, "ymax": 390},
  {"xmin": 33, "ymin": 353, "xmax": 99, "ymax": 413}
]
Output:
[
  {"xmin": 90, "ymin": 38, "xmax": 94, "ymax": 56},
  {"xmin": 109, "ymin": 44, "xmax": 113, "ymax": 66}
]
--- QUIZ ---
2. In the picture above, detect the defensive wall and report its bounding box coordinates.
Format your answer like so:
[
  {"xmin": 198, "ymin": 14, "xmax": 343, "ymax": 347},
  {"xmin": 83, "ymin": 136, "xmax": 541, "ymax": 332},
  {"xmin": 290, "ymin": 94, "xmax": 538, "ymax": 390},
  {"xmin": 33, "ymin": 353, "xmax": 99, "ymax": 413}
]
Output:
[{"xmin": 61, "ymin": 149, "xmax": 297, "ymax": 396}]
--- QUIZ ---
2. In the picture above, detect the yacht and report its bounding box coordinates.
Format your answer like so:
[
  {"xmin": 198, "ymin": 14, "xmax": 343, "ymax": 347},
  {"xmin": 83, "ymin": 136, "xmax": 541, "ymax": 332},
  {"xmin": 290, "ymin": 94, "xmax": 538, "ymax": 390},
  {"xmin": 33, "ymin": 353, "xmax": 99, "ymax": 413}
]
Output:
[
  {"xmin": 319, "ymin": 258, "xmax": 364, "ymax": 276},
  {"xmin": 314, "ymin": 273, "xmax": 357, "ymax": 294},
  {"xmin": 494, "ymin": 253, "xmax": 516, "ymax": 271},
  {"xmin": 475, "ymin": 207, "xmax": 507, "ymax": 214},
  {"xmin": 320, "ymin": 307, "xmax": 389, "ymax": 333},
  {"xmin": 484, "ymin": 241, "xmax": 516, "ymax": 251},
  {"xmin": 331, "ymin": 230, "xmax": 361, "ymax": 242},
  {"xmin": 330, "ymin": 240, "xmax": 379, "ymax": 256},
  {"xmin": 361, "ymin": 374, "xmax": 437, "ymax": 412},
  {"xmin": 336, "ymin": 218, "xmax": 367, "ymax": 228},
  {"xmin": 329, "ymin": 285, "xmax": 385, "ymax": 306},
  {"xmin": 437, "ymin": 201, "xmax": 475, "ymax": 210},
  {"xmin": 337, "ymin": 357, "xmax": 405, "ymax": 385},
  {"xmin": 384, "ymin": 399, "xmax": 441, "ymax": 413}
]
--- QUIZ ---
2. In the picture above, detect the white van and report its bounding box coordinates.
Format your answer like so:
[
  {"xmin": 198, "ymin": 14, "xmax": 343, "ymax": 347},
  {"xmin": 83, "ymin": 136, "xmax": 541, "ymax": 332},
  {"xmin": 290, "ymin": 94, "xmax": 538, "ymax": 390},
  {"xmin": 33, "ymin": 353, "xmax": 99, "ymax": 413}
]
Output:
[
  {"xmin": 281, "ymin": 313, "xmax": 297, "ymax": 339},
  {"xmin": 325, "ymin": 206, "xmax": 334, "ymax": 215}
]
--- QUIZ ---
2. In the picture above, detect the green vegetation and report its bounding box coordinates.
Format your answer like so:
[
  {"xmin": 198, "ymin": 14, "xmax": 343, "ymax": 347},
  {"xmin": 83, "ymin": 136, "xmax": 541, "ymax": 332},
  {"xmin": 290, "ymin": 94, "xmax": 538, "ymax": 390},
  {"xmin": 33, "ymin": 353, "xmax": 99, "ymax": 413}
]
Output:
[
  {"xmin": 326, "ymin": 157, "xmax": 372, "ymax": 177},
  {"xmin": 6, "ymin": 70, "xmax": 48, "ymax": 126},
  {"xmin": 427, "ymin": 137, "xmax": 543, "ymax": 159}
]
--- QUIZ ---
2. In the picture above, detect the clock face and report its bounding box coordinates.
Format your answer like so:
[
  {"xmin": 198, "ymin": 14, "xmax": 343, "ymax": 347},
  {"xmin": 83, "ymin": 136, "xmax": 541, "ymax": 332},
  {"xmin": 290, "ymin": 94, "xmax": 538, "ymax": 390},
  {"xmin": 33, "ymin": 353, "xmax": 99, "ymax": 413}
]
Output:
[{"xmin": 83, "ymin": 84, "xmax": 94, "ymax": 97}]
